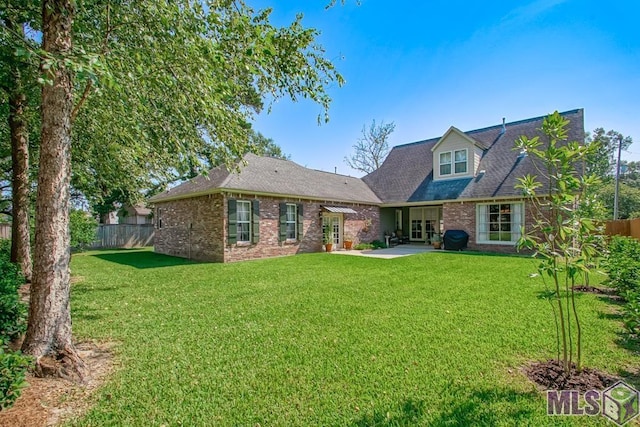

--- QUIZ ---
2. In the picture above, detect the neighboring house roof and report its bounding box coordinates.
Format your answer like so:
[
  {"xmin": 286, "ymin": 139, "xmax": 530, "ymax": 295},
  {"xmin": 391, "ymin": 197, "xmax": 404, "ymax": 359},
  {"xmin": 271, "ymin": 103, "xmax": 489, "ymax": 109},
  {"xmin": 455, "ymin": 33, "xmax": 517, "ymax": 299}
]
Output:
[
  {"xmin": 149, "ymin": 153, "xmax": 382, "ymax": 204},
  {"xmin": 129, "ymin": 204, "xmax": 151, "ymax": 216},
  {"xmin": 363, "ymin": 109, "xmax": 584, "ymax": 204}
]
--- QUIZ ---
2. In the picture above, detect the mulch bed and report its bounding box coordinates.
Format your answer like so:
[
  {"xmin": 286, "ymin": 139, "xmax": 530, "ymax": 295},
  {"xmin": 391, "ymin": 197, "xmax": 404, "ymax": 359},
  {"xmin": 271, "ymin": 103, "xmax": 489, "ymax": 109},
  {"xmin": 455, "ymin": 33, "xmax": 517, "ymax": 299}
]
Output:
[
  {"xmin": 0, "ymin": 341, "xmax": 115, "ymax": 427},
  {"xmin": 572, "ymin": 285, "xmax": 617, "ymax": 295},
  {"xmin": 524, "ymin": 360, "xmax": 618, "ymax": 392}
]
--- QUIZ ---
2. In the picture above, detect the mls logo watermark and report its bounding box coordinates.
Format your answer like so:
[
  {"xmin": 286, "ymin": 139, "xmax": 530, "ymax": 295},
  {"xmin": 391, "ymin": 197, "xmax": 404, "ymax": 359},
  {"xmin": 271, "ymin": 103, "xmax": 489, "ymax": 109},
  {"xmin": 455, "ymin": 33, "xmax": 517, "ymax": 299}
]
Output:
[{"xmin": 547, "ymin": 381, "xmax": 639, "ymax": 425}]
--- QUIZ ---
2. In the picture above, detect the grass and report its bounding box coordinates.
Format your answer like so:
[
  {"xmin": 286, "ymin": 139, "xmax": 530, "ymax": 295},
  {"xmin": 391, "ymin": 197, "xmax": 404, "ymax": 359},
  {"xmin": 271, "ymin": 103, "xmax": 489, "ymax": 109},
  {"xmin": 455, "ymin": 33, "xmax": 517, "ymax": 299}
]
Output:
[{"xmin": 67, "ymin": 249, "xmax": 636, "ymax": 426}]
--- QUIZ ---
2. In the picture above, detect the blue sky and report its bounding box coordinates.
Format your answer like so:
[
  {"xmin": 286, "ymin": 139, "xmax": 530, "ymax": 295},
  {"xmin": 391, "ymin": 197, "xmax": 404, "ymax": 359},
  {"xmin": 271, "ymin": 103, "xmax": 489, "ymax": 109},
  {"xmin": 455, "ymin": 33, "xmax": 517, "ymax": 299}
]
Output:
[{"xmin": 251, "ymin": 0, "xmax": 640, "ymax": 177}]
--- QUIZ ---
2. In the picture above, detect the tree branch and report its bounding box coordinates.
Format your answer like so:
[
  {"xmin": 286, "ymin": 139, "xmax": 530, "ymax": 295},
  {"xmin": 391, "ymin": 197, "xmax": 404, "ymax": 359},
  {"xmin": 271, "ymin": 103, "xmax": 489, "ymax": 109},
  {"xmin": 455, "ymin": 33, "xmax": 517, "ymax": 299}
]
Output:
[
  {"xmin": 71, "ymin": 1, "xmax": 113, "ymax": 123},
  {"xmin": 71, "ymin": 80, "xmax": 93, "ymax": 124}
]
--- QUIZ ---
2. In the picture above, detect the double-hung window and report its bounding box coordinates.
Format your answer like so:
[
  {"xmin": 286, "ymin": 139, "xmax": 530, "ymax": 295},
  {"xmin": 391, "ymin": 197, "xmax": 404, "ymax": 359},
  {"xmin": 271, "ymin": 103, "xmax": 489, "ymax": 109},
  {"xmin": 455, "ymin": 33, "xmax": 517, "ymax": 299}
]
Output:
[
  {"xmin": 286, "ymin": 204, "xmax": 297, "ymax": 240},
  {"xmin": 454, "ymin": 149, "xmax": 467, "ymax": 174},
  {"xmin": 440, "ymin": 149, "xmax": 467, "ymax": 176},
  {"xmin": 237, "ymin": 201, "xmax": 252, "ymax": 243},
  {"xmin": 439, "ymin": 152, "xmax": 452, "ymax": 176},
  {"xmin": 476, "ymin": 202, "xmax": 524, "ymax": 244}
]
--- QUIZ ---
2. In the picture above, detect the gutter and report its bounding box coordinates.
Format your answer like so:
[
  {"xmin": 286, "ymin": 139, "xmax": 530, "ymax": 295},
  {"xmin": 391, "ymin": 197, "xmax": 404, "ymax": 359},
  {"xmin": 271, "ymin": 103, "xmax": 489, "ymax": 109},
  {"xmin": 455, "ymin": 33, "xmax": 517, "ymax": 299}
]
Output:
[{"xmin": 150, "ymin": 187, "xmax": 381, "ymax": 206}]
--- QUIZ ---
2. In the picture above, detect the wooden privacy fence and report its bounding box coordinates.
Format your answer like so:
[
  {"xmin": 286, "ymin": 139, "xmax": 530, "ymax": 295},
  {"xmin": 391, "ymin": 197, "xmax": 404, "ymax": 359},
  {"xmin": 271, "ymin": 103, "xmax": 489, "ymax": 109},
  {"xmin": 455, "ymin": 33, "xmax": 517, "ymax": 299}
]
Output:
[
  {"xmin": 0, "ymin": 224, "xmax": 10, "ymax": 240},
  {"xmin": 91, "ymin": 224, "xmax": 155, "ymax": 249},
  {"xmin": 605, "ymin": 218, "xmax": 640, "ymax": 239},
  {"xmin": 0, "ymin": 224, "xmax": 154, "ymax": 248}
]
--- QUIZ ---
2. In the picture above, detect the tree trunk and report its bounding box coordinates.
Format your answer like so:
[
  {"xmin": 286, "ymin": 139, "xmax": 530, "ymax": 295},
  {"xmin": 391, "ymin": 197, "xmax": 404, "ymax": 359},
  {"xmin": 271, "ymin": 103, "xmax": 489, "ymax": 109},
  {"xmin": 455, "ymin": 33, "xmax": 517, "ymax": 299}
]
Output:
[
  {"xmin": 8, "ymin": 22, "xmax": 33, "ymax": 282},
  {"xmin": 22, "ymin": 0, "xmax": 86, "ymax": 383}
]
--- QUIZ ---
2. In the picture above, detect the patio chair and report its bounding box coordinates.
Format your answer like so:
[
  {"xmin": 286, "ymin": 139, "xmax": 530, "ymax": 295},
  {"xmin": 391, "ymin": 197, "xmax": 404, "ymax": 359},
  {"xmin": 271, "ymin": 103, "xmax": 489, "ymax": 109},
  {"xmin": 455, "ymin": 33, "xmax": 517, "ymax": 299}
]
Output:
[{"xmin": 396, "ymin": 229, "xmax": 409, "ymax": 244}]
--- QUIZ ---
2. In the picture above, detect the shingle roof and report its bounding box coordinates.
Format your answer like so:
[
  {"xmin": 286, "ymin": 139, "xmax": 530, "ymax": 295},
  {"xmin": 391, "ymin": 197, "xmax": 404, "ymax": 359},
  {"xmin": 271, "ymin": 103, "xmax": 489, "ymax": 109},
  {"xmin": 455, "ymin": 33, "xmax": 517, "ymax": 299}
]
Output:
[
  {"xmin": 363, "ymin": 109, "xmax": 584, "ymax": 204},
  {"xmin": 149, "ymin": 153, "xmax": 381, "ymax": 204}
]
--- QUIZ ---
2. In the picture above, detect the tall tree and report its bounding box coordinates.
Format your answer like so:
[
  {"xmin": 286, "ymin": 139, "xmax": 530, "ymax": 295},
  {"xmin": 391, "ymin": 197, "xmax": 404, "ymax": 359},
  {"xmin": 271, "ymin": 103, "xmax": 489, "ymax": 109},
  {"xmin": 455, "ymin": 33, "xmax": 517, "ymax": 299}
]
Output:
[
  {"xmin": 345, "ymin": 119, "xmax": 395, "ymax": 174},
  {"xmin": 621, "ymin": 160, "xmax": 640, "ymax": 189},
  {"xmin": 22, "ymin": 0, "xmax": 85, "ymax": 381},
  {"xmin": 0, "ymin": 4, "xmax": 40, "ymax": 282},
  {"xmin": 598, "ymin": 182, "xmax": 640, "ymax": 219},
  {"xmin": 584, "ymin": 127, "xmax": 633, "ymax": 182},
  {"xmin": 18, "ymin": 0, "xmax": 344, "ymax": 379},
  {"xmin": 247, "ymin": 130, "xmax": 290, "ymax": 160}
]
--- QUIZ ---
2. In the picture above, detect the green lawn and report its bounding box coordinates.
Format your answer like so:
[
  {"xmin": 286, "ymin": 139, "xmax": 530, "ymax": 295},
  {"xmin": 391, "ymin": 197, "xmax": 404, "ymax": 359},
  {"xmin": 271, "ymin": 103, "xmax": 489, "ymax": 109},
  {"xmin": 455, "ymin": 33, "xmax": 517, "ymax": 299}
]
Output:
[{"xmin": 68, "ymin": 249, "xmax": 636, "ymax": 426}]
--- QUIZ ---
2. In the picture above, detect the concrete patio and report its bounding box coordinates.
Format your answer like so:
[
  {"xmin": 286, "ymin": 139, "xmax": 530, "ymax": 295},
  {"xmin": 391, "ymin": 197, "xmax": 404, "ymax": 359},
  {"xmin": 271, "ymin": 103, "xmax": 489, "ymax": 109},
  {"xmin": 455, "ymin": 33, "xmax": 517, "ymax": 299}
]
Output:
[{"xmin": 330, "ymin": 245, "xmax": 436, "ymax": 259}]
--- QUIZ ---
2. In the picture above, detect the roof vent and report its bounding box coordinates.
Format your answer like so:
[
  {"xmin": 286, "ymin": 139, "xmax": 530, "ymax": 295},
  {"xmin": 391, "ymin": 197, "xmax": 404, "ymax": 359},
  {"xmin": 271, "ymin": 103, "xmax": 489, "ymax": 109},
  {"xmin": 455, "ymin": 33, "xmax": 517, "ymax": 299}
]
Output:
[{"xmin": 500, "ymin": 117, "xmax": 506, "ymax": 134}]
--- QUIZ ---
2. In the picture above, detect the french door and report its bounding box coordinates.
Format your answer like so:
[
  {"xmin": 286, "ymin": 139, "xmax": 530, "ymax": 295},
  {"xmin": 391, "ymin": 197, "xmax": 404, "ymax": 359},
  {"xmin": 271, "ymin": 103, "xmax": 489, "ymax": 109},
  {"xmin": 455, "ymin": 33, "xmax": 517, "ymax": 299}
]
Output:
[
  {"xmin": 409, "ymin": 207, "xmax": 442, "ymax": 242},
  {"xmin": 322, "ymin": 214, "xmax": 342, "ymax": 246}
]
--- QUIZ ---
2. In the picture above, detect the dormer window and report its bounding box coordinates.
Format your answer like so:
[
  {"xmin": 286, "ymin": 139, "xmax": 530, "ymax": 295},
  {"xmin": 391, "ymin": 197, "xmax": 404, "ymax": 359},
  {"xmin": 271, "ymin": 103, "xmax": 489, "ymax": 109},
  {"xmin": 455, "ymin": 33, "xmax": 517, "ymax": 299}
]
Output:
[
  {"xmin": 454, "ymin": 149, "xmax": 467, "ymax": 174},
  {"xmin": 439, "ymin": 152, "xmax": 452, "ymax": 175},
  {"xmin": 439, "ymin": 149, "xmax": 467, "ymax": 176}
]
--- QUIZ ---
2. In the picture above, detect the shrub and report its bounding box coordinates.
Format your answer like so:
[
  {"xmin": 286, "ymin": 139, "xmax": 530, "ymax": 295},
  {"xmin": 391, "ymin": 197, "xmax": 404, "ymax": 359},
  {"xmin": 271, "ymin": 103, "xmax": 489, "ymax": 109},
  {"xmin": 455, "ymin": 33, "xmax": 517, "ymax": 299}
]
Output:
[
  {"xmin": 70, "ymin": 209, "xmax": 98, "ymax": 250},
  {"xmin": 622, "ymin": 290, "xmax": 640, "ymax": 338},
  {"xmin": 353, "ymin": 243, "xmax": 373, "ymax": 250},
  {"xmin": 605, "ymin": 236, "xmax": 640, "ymax": 293},
  {"xmin": 0, "ymin": 240, "xmax": 26, "ymax": 342},
  {"xmin": 0, "ymin": 342, "xmax": 30, "ymax": 410},
  {"xmin": 371, "ymin": 240, "xmax": 387, "ymax": 249},
  {"xmin": 0, "ymin": 242, "xmax": 30, "ymax": 410},
  {"xmin": 604, "ymin": 236, "xmax": 640, "ymax": 340}
]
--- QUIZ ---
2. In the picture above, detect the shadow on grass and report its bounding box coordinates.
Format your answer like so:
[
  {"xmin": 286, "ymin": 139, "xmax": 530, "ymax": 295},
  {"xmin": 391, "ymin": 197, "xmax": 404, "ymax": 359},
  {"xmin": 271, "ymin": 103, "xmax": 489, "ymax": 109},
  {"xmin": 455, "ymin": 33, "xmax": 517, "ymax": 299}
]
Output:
[
  {"xmin": 436, "ymin": 250, "xmax": 531, "ymax": 259},
  {"xmin": 354, "ymin": 398, "xmax": 426, "ymax": 427},
  {"xmin": 91, "ymin": 251, "xmax": 196, "ymax": 269},
  {"xmin": 592, "ymin": 290, "xmax": 640, "ymax": 364},
  {"xmin": 428, "ymin": 387, "xmax": 539, "ymax": 426},
  {"xmin": 353, "ymin": 387, "xmax": 539, "ymax": 426}
]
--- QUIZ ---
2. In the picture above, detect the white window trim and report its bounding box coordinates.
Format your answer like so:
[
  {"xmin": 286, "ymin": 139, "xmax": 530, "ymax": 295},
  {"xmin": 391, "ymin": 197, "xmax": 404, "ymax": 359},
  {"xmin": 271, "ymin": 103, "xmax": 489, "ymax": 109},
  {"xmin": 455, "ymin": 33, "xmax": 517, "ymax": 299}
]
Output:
[
  {"xmin": 439, "ymin": 148, "xmax": 468, "ymax": 177},
  {"xmin": 439, "ymin": 151, "xmax": 452, "ymax": 176},
  {"xmin": 286, "ymin": 203, "xmax": 297, "ymax": 241},
  {"xmin": 476, "ymin": 202, "xmax": 524, "ymax": 246},
  {"xmin": 395, "ymin": 209, "xmax": 403, "ymax": 231},
  {"xmin": 237, "ymin": 200, "xmax": 252, "ymax": 243},
  {"xmin": 454, "ymin": 149, "xmax": 468, "ymax": 174}
]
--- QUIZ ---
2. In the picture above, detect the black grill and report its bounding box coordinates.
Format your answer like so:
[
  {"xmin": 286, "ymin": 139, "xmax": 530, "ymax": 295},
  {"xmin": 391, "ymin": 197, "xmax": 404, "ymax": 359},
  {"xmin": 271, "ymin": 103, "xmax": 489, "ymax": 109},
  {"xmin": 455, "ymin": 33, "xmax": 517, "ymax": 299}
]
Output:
[{"xmin": 443, "ymin": 230, "xmax": 469, "ymax": 251}]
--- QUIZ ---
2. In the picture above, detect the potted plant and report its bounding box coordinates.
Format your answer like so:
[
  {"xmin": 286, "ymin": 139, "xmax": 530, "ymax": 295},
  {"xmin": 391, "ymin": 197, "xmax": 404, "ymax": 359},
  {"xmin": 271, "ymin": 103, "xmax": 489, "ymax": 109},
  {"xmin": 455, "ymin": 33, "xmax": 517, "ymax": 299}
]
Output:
[
  {"xmin": 323, "ymin": 224, "xmax": 333, "ymax": 252},
  {"xmin": 431, "ymin": 233, "xmax": 442, "ymax": 249},
  {"xmin": 344, "ymin": 234, "xmax": 354, "ymax": 250}
]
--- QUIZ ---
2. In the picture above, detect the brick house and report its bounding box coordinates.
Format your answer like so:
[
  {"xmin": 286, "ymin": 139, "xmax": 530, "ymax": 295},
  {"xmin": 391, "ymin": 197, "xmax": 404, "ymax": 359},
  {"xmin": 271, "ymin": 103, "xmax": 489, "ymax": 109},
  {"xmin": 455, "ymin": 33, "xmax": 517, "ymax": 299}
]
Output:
[
  {"xmin": 362, "ymin": 110, "xmax": 585, "ymax": 253},
  {"xmin": 150, "ymin": 109, "xmax": 584, "ymax": 261},
  {"xmin": 149, "ymin": 154, "xmax": 381, "ymax": 262}
]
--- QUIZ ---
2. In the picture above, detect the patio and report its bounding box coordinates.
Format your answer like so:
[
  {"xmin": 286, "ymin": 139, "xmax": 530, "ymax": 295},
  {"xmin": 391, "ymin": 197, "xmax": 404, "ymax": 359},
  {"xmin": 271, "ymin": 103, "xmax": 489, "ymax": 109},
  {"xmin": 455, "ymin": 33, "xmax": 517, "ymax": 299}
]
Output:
[{"xmin": 331, "ymin": 244, "xmax": 436, "ymax": 259}]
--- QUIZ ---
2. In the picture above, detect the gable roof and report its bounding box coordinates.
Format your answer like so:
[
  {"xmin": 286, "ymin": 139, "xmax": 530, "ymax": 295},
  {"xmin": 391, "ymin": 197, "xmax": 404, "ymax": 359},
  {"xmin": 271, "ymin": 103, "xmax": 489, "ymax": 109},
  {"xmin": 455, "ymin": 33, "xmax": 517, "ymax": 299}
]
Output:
[
  {"xmin": 431, "ymin": 126, "xmax": 487, "ymax": 152},
  {"xmin": 362, "ymin": 109, "xmax": 585, "ymax": 204},
  {"xmin": 149, "ymin": 153, "xmax": 381, "ymax": 204}
]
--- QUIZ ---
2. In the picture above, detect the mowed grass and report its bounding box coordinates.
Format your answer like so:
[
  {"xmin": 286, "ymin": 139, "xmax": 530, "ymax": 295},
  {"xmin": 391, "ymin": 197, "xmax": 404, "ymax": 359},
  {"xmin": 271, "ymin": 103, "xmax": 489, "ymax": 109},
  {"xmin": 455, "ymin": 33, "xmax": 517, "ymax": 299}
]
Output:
[{"xmin": 68, "ymin": 249, "xmax": 636, "ymax": 426}]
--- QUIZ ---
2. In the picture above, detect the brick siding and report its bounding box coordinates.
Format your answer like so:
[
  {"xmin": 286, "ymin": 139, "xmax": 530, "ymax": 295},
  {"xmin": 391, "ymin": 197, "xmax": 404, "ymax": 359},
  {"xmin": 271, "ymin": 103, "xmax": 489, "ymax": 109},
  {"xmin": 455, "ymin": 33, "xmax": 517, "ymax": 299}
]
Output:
[
  {"xmin": 154, "ymin": 193, "xmax": 380, "ymax": 263},
  {"xmin": 442, "ymin": 199, "xmax": 537, "ymax": 254}
]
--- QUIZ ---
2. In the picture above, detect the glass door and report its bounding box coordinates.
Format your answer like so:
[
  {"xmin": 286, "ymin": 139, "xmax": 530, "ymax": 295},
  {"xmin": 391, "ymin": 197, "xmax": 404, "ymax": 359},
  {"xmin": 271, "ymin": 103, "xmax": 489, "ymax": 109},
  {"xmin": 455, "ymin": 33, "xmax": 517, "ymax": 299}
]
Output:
[
  {"xmin": 410, "ymin": 207, "xmax": 423, "ymax": 241},
  {"xmin": 322, "ymin": 214, "xmax": 342, "ymax": 246},
  {"xmin": 410, "ymin": 207, "xmax": 441, "ymax": 242}
]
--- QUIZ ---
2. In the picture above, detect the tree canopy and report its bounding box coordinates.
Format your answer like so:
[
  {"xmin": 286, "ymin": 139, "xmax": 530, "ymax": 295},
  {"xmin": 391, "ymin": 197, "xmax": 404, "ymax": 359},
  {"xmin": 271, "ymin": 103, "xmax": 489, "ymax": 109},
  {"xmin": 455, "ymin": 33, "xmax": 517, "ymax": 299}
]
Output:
[{"xmin": 2, "ymin": 0, "xmax": 346, "ymax": 379}]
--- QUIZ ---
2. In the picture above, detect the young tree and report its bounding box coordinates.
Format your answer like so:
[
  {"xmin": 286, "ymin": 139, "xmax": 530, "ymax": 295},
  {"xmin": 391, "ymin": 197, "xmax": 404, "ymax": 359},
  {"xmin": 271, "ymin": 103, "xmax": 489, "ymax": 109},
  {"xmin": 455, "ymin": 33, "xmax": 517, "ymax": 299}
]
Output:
[
  {"xmin": 345, "ymin": 119, "xmax": 395, "ymax": 174},
  {"xmin": 515, "ymin": 111, "xmax": 601, "ymax": 374}
]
